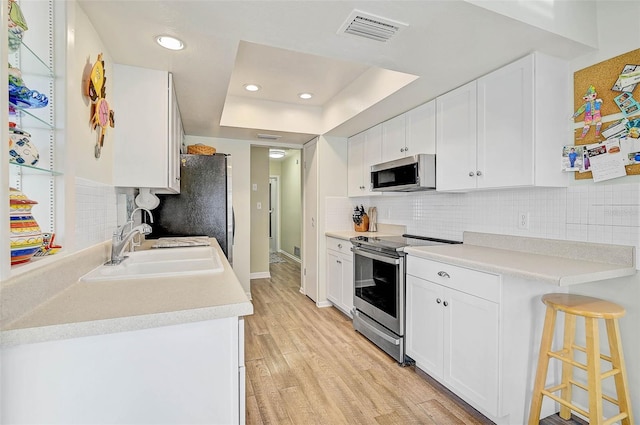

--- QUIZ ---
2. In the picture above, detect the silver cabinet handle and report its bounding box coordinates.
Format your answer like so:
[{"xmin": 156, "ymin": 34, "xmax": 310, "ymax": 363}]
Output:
[
  {"xmin": 337, "ymin": 243, "xmax": 342, "ymax": 249},
  {"xmin": 437, "ymin": 271, "xmax": 450, "ymax": 278},
  {"xmin": 436, "ymin": 298, "xmax": 442, "ymax": 304},
  {"xmin": 469, "ymin": 171, "xmax": 475, "ymax": 177},
  {"xmin": 337, "ymin": 260, "xmax": 342, "ymax": 264},
  {"xmin": 404, "ymin": 147, "xmax": 408, "ymax": 152},
  {"xmin": 443, "ymin": 301, "xmax": 449, "ymax": 307},
  {"xmin": 476, "ymin": 170, "xmax": 482, "ymax": 176},
  {"xmin": 400, "ymin": 147, "xmax": 404, "ymax": 152}
]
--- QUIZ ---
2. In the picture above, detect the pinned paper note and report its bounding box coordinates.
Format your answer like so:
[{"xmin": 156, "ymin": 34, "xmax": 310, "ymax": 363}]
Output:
[
  {"xmin": 561, "ymin": 145, "xmax": 584, "ymax": 171},
  {"xmin": 586, "ymin": 139, "xmax": 627, "ymax": 182},
  {"xmin": 620, "ymin": 137, "xmax": 640, "ymax": 165},
  {"xmin": 612, "ymin": 64, "xmax": 640, "ymax": 92},
  {"xmin": 614, "ymin": 92, "xmax": 640, "ymax": 118}
]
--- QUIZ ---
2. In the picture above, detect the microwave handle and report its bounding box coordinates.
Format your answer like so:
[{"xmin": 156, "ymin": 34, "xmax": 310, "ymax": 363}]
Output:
[{"xmin": 351, "ymin": 247, "xmax": 401, "ymax": 265}]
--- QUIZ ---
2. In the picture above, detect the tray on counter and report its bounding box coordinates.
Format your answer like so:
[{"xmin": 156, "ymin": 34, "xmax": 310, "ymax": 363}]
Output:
[{"xmin": 151, "ymin": 236, "xmax": 211, "ymax": 248}]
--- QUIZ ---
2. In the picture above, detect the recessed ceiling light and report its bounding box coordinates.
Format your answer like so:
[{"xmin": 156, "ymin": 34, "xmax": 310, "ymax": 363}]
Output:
[
  {"xmin": 155, "ymin": 35, "xmax": 184, "ymax": 51},
  {"xmin": 244, "ymin": 84, "xmax": 261, "ymax": 92},
  {"xmin": 298, "ymin": 92, "xmax": 313, "ymax": 100},
  {"xmin": 269, "ymin": 149, "xmax": 286, "ymax": 159}
]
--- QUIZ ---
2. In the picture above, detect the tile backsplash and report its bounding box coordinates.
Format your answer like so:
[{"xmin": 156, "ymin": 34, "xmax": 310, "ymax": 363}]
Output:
[
  {"xmin": 328, "ymin": 182, "xmax": 640, "ymax": 267},
  {"xmin": 74, "ymin": 178, "xmax": 124, "ymax": 250}
]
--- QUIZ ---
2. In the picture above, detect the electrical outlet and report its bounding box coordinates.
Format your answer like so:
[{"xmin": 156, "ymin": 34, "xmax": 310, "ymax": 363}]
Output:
[{"xmin": 518, "ymin": 212, "xmax": 529, "ymax": 230}]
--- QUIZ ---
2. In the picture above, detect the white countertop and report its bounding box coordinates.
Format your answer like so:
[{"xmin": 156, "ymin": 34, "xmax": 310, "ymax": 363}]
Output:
[
  {"xmin": 405, "ymin": 232, "xmax": 636, "ymax": 286},
  {"xmin": 1, "ymin": 239, "xmax": 253, "ymax": 347}
]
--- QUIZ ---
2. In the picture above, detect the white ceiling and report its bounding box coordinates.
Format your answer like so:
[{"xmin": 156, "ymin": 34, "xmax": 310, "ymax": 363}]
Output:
[{"xmin": 77, "ymin": 1, "xmax": 597, "ymax": 146}]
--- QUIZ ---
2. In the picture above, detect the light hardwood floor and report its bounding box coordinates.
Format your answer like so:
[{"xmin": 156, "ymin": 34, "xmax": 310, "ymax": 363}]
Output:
[{"xmin": 245, "ymin": 256, "xmax": 586, "ymax": 425}]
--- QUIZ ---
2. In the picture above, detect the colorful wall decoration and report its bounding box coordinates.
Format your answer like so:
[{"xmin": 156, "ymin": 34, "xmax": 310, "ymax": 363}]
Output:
[{"xmin": 83, "ymin": 53, "xmax": 115, "ymax": 158}]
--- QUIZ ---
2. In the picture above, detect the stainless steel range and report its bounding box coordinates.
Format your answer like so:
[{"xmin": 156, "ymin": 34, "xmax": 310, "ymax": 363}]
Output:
[{"xmin": 350, "ymin": 234, "xmax": 461, "ymax": 365}]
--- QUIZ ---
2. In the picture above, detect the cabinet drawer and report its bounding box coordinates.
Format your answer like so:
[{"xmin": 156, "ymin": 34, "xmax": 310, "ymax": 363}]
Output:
[
  {"xmin": 407, "ymin": 257, "xmax": 500, "ymax": 302},
  {"xmin": 326, "ymin": 237, "xmax": 353, "ymax": 254}
]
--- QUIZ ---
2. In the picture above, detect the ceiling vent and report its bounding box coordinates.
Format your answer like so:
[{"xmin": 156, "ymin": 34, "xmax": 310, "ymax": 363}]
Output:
[
  {"xmin": 338, "ymin": 10, "xmax": 408, "ymax": 42},
  {"xmin": 257, "ymin": 133, "xmax": 282, "ymax": 140}
]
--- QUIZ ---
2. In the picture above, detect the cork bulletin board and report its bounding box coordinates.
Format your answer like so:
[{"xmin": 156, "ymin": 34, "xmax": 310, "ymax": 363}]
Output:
[{"xmin": 573, "ymin": 48, "xmax": 640, "ymax": 180}]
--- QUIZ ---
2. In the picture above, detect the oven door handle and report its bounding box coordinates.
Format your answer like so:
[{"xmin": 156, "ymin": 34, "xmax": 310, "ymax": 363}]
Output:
[
  {"xmin": 354, "ymin": 310, "xmax": 401, "ymax": 345},
  {"xmin": 351, "ymin": 247, "xmax": 401, "ymax": 265}
]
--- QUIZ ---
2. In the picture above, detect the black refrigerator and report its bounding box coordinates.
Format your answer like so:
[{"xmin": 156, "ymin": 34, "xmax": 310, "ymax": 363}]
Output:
[{"xmin": 150, "ymin": 153, "xmax": 233, "ymax": 264}]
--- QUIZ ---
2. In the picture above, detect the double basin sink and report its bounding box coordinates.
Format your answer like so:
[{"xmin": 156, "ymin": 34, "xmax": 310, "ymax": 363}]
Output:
[{"xmin": 81, "ymin": 246, "xmax": 224, "ymax": 282}]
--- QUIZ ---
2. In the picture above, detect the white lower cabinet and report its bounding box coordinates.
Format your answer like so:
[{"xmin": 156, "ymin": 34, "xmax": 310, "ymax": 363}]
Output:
[
  {"xmin": 406, "ymin": 255, "xmax": 559, "ymax": 424},
  {"xmin": 326, "ymin": 237, "xmax": 354, "ymax": 316},
  {"xmin": 1, "ymin": 317, "xmax": 245, "ymax": 424},
  {"xmin": 406, "ymin": 272, "xmax": 499, "ymax": 417}
]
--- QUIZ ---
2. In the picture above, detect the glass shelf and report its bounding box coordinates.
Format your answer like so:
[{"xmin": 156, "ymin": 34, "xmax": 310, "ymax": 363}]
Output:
[
  {"xmin": 9, "ymin": 161, "xmax": 62, "ymax": 176},
  {"xmin": 9, "ymin": 102, "xmax": 54, "ymax": 129},
  {"xmin": 8, "ymin": 39, "xmax": 54, "ymax": 78}
]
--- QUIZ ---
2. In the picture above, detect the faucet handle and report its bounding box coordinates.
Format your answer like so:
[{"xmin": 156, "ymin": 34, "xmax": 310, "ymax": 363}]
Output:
[{"xmin": 114, "ymin": 220, "xmax": 134, "ymax": 238}]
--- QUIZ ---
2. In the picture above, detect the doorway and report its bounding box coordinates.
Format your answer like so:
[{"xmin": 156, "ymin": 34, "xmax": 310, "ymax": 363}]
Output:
[{"xmin": 269, "ymin": 176, "xmax": 279, "ymax": 253}]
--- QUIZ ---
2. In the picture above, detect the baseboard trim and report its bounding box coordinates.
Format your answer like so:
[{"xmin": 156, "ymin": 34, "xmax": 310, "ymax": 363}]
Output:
[
  {"xmin": 250, "ymin": 272, "xmax": 271, "ymax": 279},
  {"xmin": 278, "ymin": 250, "xmax": 301, "ymax": 264},
  {"xmin": 317, "ymin": 300, "xmax": 333, "ymax": 308}
]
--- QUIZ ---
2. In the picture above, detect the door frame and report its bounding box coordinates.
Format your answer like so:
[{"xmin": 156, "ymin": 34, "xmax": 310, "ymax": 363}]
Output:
[{"xmin": 268, "ymin": 175, "xmax": 280, "ymax": 253}]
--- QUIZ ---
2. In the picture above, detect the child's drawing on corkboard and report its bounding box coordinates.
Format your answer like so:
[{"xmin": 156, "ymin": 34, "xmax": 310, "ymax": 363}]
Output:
[{"xmin": 572, "ymin": 85, "xmax": 603, "ymax": 139}]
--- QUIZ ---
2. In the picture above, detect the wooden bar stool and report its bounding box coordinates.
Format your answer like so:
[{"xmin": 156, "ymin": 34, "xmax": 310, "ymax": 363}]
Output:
[{"xmin": 528, "ymin": 293, "xmax": 633, "ymax": 425}]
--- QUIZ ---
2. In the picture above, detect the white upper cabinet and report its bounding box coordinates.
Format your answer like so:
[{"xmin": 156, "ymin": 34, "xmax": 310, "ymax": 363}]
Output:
[
  {"xmin": 436, "ymin": 82, "xmax": 478, "ymax": 191},
  {"xmin": 381, "ymin": 100, "xmax": 436, "ymax": 163},
  {"xmin": 405, "ymin": 100, "xmax": 436, "ymax": 157},
  {"xmin": 347, "ymin": 125, "xmax": 382, "ymax": 197},
  {"xmin": 436, "ymin": 53, "xmax": 569, "ymax": 192},
  {"xmin": 381, "ymin": 114, "xmax": 406, "ymax": 162},
  {"xmin": 113, "ymin": 65, "xmax": 183, "ymax": 193}
]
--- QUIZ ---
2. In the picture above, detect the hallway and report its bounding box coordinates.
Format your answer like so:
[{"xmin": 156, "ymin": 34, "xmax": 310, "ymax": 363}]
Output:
[{"xmin": 244, "ymin": 257, "xmax": 585, "ymax": 425}]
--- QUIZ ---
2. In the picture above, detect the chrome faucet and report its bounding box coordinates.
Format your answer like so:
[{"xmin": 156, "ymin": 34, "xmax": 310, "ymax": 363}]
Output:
[
  {"xmin": 129, "ymin": 207, "xmax": 154, "ymax": 249},
  {"xmin": 107, "ymin": 222, "xmax": 153, "ymax": 265}
]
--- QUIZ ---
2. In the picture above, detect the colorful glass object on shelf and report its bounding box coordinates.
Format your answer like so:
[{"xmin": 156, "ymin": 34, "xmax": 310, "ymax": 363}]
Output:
[
  {"xmin": 33, "ymin": 232, "xmax": 62, "ymax": 257},
  {"xmin": 9, "ymin": 123, "xmax": 39, "ymax": 166},
  {"xmin": 8, "ymin": 65, "xmax": 49, "ymax": 109},
  {"xmin": 9, "ymin": 187, "xmax": 43, "ymax": 265},
  {"xmin": 7, "ymin": 0, "xmax": 28, "ymax": 53}
]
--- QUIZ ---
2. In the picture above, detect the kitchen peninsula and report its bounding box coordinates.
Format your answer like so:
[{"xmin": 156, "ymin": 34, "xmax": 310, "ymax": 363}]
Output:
[
  {"xmin": 1, "ymin": 238, "xmax": 252, "ymax": 424},
  {"xmin": 404, "ymin": 231, "xmax": 635, "ymax": 424}
]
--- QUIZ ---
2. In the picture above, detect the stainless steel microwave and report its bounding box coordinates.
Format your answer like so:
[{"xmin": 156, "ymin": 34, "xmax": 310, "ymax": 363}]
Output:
[{"xmin": 371, "ymin": 154, "xmax": 436, "ymax": 192}]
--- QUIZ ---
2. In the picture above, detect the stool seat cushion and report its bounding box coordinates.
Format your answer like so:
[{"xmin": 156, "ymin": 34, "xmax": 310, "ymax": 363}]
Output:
[{"xmin": 541, "ymin": 293, "xmax": 625, "ymax": 319}]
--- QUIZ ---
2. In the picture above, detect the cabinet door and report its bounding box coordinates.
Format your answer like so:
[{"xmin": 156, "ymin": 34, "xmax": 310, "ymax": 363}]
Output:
[
  {"xmin": 381, "ymin": 114, "xmax": 406, "ymax": 163},
  {"xmin": 477, "ymin": 55, "xmax": 534, "ymax": 189},
  {"xmin": 405, "ymin": 100, "xmax": 436, "ymax": 156},
  {"xmin": 363, "ymin": 125, "xmax": 382, "ymax": 196},
  {"xmin": 444, "ymin": 288, "xmax": 499, "ymax": 417},
  {"xmin": 436, "ymin": 81, "xmax": 477, "ymax": 191},
  {"xmin": 347, "ymin": 132, "xmax": 365, "ymax": 197},
  {"xmin": 326, "ymin": 250, "xmax": 342, "ymax": 306},
  {"xmin": 341, "ymin": 255, "xmax": 354, "ymax": 315},
  {"xmin": 165, "ymin": 73, "xmax": 182, "ymax": 194},
  {"xmin": 405, "ymin": 275, "xmax": 444, "ymax": 380},
  {"xmin": 113, "ymin": 65, "xmax": 172, "ymax": 191}
]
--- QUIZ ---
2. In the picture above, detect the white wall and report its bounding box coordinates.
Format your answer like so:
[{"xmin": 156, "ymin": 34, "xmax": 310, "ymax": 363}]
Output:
[
  {"xmin": 64, "ymin": 2, "xmax": 120, "ymax": 252},
  {"xmin": 185, "ymin": 136, "xmax": 252, "ymax": 296}
]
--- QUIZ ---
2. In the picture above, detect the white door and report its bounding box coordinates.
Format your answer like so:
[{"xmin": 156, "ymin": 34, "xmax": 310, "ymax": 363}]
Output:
[
  {"xmin": 436, "ymin": 81, "xmax": 478, "ymax": 191},
  {"xmin": 268, "ymin": 177, "xmax": 278, "ymax": 253},
  {"xmin": 405, "ymin": 275, "xmax": 445, "ymax": 380},
  {"xmin": 347, "ymin": 132, "xmax": 365, "ymax": 197},
  {"xmin": 477, "ymin": 54, "xmax": 534, "ymax": 189},
  {"xmin": 302, "ymin": 140, "xmax": 318, "ymax": 301},
  {"xmin": 444, "ymin": 289, "xmax": 500, "ymax": 417}
]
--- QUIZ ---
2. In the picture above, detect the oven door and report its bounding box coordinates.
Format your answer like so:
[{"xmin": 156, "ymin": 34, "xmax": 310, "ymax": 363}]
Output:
[{"xmin": 352, "ymin": 247, "xmax": 404, "ymax": 336}]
